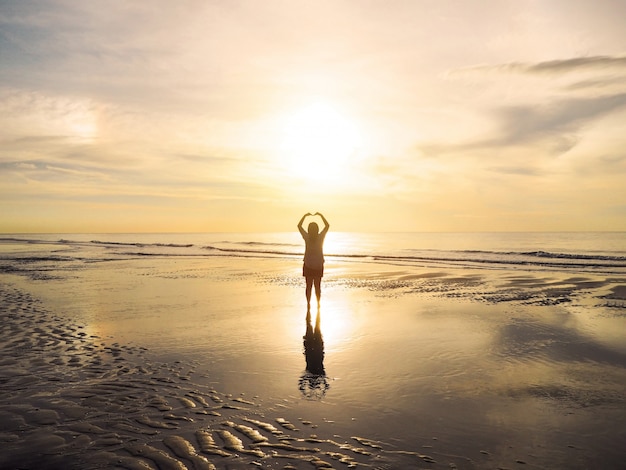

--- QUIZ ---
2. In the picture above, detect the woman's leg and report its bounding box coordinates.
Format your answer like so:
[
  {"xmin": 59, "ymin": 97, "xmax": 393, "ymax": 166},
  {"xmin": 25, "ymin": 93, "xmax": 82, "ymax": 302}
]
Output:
[
  {"xmin": 314, "ymin": 276, "xmax": 322, "ymax": 308},
  {"xmin": 305, "ymin": 276, "xmax": 313, "ymax": 311}
]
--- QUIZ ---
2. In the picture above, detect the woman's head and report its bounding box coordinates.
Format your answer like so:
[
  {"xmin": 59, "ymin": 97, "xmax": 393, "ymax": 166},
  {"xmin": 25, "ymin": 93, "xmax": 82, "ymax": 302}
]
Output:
[{"xmin": 308, "ymin": 222, "xmax": 319, "ymax": 235}]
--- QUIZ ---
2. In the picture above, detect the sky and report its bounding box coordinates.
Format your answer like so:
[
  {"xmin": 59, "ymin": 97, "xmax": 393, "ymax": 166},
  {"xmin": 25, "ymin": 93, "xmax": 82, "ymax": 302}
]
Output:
[{"xmin": 1, "ymin": 0, "xmax": 626, "ymax": 233}]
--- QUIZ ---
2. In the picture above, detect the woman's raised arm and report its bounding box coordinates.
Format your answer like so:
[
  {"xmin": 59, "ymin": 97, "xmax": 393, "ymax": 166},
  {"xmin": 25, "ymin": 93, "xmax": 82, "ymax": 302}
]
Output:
[
  {"xmin": 298, "ymin": 213, "xmax": 311, "ymax": 237},
  {"xmin": 315, "ymin": 212, "xmax": 330, "ymax": 236}
]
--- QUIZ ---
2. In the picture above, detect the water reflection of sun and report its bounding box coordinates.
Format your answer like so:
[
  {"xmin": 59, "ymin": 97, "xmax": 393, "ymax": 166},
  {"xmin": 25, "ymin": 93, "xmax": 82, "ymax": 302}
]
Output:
[{"xmin": 316, "ymin": 296, "xmax": 351, "ymax": 350}]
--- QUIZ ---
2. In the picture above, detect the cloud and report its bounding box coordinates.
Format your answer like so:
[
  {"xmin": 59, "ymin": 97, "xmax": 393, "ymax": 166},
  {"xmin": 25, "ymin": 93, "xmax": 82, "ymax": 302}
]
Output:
[
  {"xmin": 493, "ymin": 93, "xmax": 626, "ymax": 147},
  {"xmin": 527, "ymin": 56, "xmax": 626, "ymax": 74},
  {"xmin": 455, "ymin": 55, "xmax": 626, "ymax": 76},
  {"xmin": 486, "ymin": 166, "xmax": 542, "ymax": 177},
  {"xmin": 415, "ymin": 89, "xmax": 626, "ymax": 169},
  {"xmin": 12, "ymin": 162, "xmax": 38, "ymax": 170}
]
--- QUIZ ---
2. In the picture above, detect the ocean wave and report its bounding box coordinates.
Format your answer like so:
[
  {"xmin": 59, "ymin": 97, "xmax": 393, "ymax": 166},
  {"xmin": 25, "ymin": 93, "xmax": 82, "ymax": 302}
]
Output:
[
  {"xmin": 411, "ymin": 248, "xmax": 626, "ymax": 263},
  {"xmin": 197, "ymin": 246, "xmax": 626, "ymax": 270},
  {"xmin": 2, "ymin": 234, "xmax": 625, "ymax": 274},
  {"xmin": 202, "ymin": 245, "xmax": 300, "ymax": 257},
  {"xmin": 519, "ymin": 250, "xmax": 626, "ymax": 262},
  {"xmin": 370, "ymin": 253, "xmax": 626, "ymax": 270},
  {"xmin": 90, "ymin": 240, "xmax": 194, "ymax": 248},
  {"xmin": 0, "ymin": 236, "xmax": 44, "ymax": 244},
  {"xmin": 220, "ymin": 240, "xmax": 301, "ymax": 248}
]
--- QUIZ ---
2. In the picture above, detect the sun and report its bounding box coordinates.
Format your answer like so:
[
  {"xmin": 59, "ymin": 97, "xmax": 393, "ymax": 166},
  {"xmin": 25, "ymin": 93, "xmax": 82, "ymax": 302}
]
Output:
[{"xmin": 278, "ymin": 101, "xmax": 362, "ymax": 183}]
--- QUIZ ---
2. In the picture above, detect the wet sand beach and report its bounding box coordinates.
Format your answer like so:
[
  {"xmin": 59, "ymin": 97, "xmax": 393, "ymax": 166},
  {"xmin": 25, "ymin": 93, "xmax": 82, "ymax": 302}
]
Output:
[
  {"xmin": 1, "ymin": 238, "xmax": 626, "ymax": 469},
  {"xmin": 1, "ymin": 282, "xmax": 413, "ymax": 470}
]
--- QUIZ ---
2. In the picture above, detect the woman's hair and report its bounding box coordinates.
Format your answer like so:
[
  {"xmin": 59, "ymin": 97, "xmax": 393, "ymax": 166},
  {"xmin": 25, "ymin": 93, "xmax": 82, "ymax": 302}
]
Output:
[{"xmin": 307, "ymin": 222, "xmax": 319, "ymax": 235}]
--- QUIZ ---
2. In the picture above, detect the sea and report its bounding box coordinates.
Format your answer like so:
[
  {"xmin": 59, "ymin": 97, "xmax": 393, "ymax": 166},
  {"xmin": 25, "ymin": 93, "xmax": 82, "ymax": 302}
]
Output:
[{"xmin": 1, "ymin": 231, "xmax": 625, "ymax": 275}]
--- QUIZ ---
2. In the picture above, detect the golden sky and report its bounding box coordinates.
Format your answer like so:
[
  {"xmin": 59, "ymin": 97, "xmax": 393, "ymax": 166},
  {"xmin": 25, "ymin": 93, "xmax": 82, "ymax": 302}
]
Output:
[{"xmin": 1, "ymin": 1, "xmax": 626, "ymax": 232}]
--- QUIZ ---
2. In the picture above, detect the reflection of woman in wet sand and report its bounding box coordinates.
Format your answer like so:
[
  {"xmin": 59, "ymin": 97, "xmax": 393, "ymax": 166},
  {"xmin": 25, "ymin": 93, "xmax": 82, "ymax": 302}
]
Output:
[
  {"xmin": 299, "ymin": 308, "xmax": 329, "ymax": 399},
  {"xmin": 303, "ymin": 309, "xmax": 325, "ymax": 375},
  {"xmin": 298, "ymin": 212, "xmax": 330, "ymax": 312}
]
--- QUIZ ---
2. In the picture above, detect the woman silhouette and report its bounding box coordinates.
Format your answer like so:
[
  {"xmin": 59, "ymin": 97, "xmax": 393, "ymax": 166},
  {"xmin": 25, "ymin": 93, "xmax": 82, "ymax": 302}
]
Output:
[{"xmin": 298, "ymin": 212, "xmax": 330, "ymax": 312}]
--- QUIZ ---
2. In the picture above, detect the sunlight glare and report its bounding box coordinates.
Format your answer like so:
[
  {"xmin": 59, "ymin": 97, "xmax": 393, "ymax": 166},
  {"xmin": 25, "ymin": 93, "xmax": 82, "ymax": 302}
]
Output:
[
  {"xmin": 66, "ymin": 105, "xmax": 98, "ymax": 141},
  {"xmin": 278, "ymin": 101, "xmax": 362, "ymax": 183},
  {"xmin": 317, "ymin": 296, "xmax": 352, "ymax": 350}
]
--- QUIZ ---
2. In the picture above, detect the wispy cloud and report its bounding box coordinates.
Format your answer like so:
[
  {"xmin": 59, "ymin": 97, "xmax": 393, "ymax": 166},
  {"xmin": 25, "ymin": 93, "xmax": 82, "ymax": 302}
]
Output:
[
  {"xmin": 455, "ymin": 55, "xmax": 626, "ymax": 76},
  {"xmin": 493, "ymin": 93, "xmax": 626, "ymax": 147}
]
